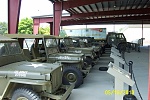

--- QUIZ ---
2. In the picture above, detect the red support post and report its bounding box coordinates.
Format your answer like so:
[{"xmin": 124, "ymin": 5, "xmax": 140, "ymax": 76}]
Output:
[
  {"xmin": 50, "ymin": 22, "xmax": 53, "ymax": 35},
  {"xmin": 8, "ymin": 0, "xmax": 22, "ymax": 34},
  {"xmin": 33, "ymin": 24, "xmax": 39, "ymax": 35},
  {"xmin": 53, "ymin": 2, "xmax": 62, "ymax": 36},
  {"xmin": 33, "ymin": 19, "xmax": 40, "ymax": 35},
  {"xmin": 148, "ymin": 46, "xmax": 150, "ymax": 100}
]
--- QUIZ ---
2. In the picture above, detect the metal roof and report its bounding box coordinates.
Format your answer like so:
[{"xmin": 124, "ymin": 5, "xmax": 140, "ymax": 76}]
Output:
[{"xmin": 47, "ymin": 0, "xmax": 150, "ymax": 25}]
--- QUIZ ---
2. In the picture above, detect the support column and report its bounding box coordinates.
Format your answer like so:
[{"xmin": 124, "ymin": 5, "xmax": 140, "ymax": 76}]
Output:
[
  {"xmin": 33, "ymin": 19, "xmax": 40, "ymax": 35},
  {"xmin": 33, "ymin": 24, "xmax": 39, "ymax": 35},
  {"xmin": 8, "ymin": 0, "xmax": 22, "ymax": 34},
  {"xmin": 53, "ymin": 2, "xmax": 62, "ymax": 36},
  {"xmin": 148, "ymin": 46, "xmax": 150, "ymax": 100},
  {"xmin": 142, "ymin": 20, "xmax": 143, "ymax": 46},
  {"xmin": 50, "ymin": 22, "xmax": 53, "ymax": 35}
]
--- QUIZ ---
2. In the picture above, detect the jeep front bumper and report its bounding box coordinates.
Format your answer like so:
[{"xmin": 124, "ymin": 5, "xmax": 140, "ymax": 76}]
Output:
[{"xmin": 42, "ymin": 83, "xmax": 75, "ymax": 100}]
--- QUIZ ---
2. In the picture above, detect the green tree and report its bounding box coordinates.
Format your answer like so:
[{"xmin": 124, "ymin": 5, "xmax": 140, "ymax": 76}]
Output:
[
  {"xmin": 39, "ymin": 26, "xmax": 50, "ymax": 35},
  {"xmin": 18, "ymin": 18, "xmax": 33, "ymax": 34},
  {"xmin": 59, "ymin": 30, "xmax": 67, "ymax": 37},
  {"xmin": 0, "ymin": 22, "xmax": 8, "ymax": 34}
]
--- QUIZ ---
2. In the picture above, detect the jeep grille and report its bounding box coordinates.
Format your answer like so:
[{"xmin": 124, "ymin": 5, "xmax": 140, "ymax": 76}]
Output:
[{"xmin": 51, "ymin": 67, "xmax": 62, "ymax": 93}]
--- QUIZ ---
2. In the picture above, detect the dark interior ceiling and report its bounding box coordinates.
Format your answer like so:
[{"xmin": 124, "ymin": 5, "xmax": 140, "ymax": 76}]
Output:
[{"xmin": 49, "ymin": 0, "xmax": 150, "ymax": 25}]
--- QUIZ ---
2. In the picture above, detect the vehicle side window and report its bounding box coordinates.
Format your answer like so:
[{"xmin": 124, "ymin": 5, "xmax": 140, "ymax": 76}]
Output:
[
  {"xmin": 0, "ymin": 43, "xmax": 8, "ymax": 56},
  {"xmin": 45, "ymin": 39, "xmax": 57, "ymax": 47}
]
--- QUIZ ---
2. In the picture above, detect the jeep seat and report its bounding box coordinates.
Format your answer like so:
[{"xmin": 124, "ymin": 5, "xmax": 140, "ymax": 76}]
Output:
[
  {"xmin": 22, "ymin": 49, "xmax": 43, "ymax": 62},
  {"xmin": 31, "ymin": 47, "xmax": 46, "ymax": 62}
]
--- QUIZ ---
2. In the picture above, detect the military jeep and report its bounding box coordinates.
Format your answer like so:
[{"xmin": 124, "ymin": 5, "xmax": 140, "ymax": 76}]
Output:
[
  {"xmin": 69, "ymin": 36, "xmax": 104, "ymax": 58},
  {"xmin": 106, "ymin": 32, "xmax": 127, "ymax": 47},
  {"xmin": 0, "ymin": 35, "xmax": 74, "ymax": 100},
  {"xmin": 105, "ymin": 32, "xmax": 128, "ymax": 53},
  {"xmin": 5, "ymin": 34, "xmax": 91, "ymax": 88},
  {"xmin": 58, "ymin": 37, "xmax": 97, "ymax": 66}
]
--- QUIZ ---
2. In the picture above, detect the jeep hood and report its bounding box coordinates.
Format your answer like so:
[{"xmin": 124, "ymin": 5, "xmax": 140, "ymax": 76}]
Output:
[{"xmin": 0, "ymin": 61, "xmax": 61, "ymax": 80}]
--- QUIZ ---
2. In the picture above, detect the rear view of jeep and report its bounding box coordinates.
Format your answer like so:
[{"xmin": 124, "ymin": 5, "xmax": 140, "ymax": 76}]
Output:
[{"xmin": 0, "ymin": 35, "xmax": 74, "ymax": 100}]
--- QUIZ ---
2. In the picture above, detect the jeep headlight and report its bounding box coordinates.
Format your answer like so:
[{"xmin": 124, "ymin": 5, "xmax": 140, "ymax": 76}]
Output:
[
  {"xmin": 79, "ymin": 57, "xmax": 84, "ymax": 62},
  {"xmin": 45, "ymin": 74, "xmax": 51, "ymax": 81},
  {"xmin": 81, "ymin": 57, "xmax": 84, "ymax": 62}
]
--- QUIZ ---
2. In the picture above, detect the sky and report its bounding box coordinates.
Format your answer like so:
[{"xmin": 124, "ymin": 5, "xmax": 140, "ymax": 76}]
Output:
[{"xmin": 0, "ymin": 0, "xmax": 53, "ymax": 22}]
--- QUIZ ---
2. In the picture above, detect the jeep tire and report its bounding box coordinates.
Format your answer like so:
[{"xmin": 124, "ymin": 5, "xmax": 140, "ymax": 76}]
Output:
[
  {"xmin": 62, "ymin": 67, "xmax": 83, "ymax": 88},
  {"xmin": 11, "ymin": 88, "xmax": 41, "ymax": 100}
]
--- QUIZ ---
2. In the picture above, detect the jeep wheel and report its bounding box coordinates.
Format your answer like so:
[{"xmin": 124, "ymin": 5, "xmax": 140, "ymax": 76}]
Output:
[
  {"xmin": 63, "ymin": 67, "xmax": 83, "ymax": 88},
  {"xmin": 11, "ymin": 88, "xmax": 41, "ymax": 100}
]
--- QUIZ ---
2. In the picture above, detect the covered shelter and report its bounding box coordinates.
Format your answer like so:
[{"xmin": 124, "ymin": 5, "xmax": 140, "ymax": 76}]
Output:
[{"xmin": 7, "ymin": 0, "xmax": 150, "ymax": 100}]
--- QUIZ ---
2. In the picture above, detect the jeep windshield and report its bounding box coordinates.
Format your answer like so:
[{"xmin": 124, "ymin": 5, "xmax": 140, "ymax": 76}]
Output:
[
  {"xmin": 0, "ymin": 42, "xmax": 22, "ymax": 56},
  {"xmin": 64, "ymin": 38, "xmax": 74, "ymax": 47},
  {"xmin": 45, "ymin": 38, "xmax": 59, "ymax": 55},
  {"xmin": 45, "ymin": 38, "xmax": 57, "ymax": 47}
]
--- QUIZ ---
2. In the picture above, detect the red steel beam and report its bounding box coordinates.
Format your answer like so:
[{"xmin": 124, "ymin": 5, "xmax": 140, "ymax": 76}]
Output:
[
  {"xmin": 148, "ymin": 46, "xmax": 150, "ymax": 100},
  {"xmin": 33, "ymin": 19, "xmax": 40, "ymax": 35},
  {"xmin": 61, "ymin": 15, "xmax": 150, "ymax": 25},
  {"xmin": 53, "ymin": 2, "xmax": 62, "ymax": 36},
  {"xmin": 63, "ymin": 0, "xmax": 115, "ymax": 10},
  {"xmin": 33, "ymin": 18, "xmax": 53, "ymax": 23},
  {"xmin": 8, "ymin": 0, "xmax": 22, "ymax": 34},
  {"xmin": 33, "ymin": 8, "xmax": 150, "ymax": 24},
  {"xmin": 50, "ymin": 22, "xmax": 53, "ymax": 35}
]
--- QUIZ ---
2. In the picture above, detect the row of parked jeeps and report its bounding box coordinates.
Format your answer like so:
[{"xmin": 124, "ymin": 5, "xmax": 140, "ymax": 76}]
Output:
[{"xmin": 0, "ymin": 34, "xmax": 105, "ymax": 100}]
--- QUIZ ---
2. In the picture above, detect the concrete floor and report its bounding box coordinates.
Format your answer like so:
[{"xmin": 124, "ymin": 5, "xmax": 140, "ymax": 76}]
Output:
[{"xmin": 68, "ymin": 47, "xmax": 149, "ymax": 100}]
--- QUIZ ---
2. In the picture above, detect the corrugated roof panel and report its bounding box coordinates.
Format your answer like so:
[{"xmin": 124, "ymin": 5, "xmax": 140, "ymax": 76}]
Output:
[
  {"xmin": 102, "ymin": 1, "xmax": 108, "ymax": 11},
  {"xmin": 95, "ymin": 2, "xmax": 103, "ymax": 11},
  {"xmin": 90, "ymin": 4, "xmax": 98, "ymax": 12},
  {"xmin": 108, "ymin": 1, "xmax": 116, "ymax": 10},
  {"xmin": 132, "ymin": 5, "xmax": 136, "ymax": 9},
  {"xmin": 84, "ymin": 5, "xmax": 93, "ymax": 12},
  {"xmin": 69, "ymin": 8, "xmax": 78, "ymax": 14},
  {"xmin": 73, "ymin": 7, "xmax": 82, "ymax": 13},
  {"xmin": 78, "ymin": 6, "xmax": 87, "ymax": 13}
]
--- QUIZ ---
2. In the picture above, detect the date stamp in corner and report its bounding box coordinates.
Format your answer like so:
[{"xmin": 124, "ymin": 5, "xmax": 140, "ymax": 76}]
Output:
[{"xmin": 104, "ymin": 90, "xmax": 134, "ymax": 95}]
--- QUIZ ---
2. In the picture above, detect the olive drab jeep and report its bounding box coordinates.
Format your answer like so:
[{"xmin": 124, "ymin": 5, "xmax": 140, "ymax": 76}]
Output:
[
  {"xmin": 0, "ymin": 35, "xmax": 74, "ymax": 100},
  {"xmin": 69, "ymin": 36, "xmax": 104, "ymax": 59},
  {"xmin": 105, "ymin": 32, "xmax": 127, "ymax": 52},
  {"xmin": 59, "ymin": 37, "xmax": 97, "ymax": 66},
  {"xmin": 5, "ymin": 34, "xmax": 91, "ymax": 88},
  {"xmin": 106, "ymin": 32, "xmax": 127, "ymax": 47}
]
